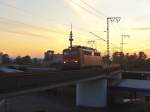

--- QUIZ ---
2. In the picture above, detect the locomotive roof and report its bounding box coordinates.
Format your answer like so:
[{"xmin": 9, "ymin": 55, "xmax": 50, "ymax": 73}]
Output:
[
  {"xmin": 63, "ymin": 45, "xmax": 100, "ymax": 53},
  {"xmin": 70, "ymin": 45, "xmax": 96, "ymax": 50}
]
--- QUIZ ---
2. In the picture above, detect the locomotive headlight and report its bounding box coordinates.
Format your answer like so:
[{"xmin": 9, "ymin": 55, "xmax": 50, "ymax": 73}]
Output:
[{"xmin": 74, "ymin": 61, "xmax": 78, "ymax": 63}]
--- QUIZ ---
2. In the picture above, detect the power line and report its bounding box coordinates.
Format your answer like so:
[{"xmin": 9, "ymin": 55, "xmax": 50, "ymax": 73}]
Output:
[
  {"xmin": 0, "ymin": 17, "xmax": 68, "ymax": 35},
  {"xmin": 0, "ymin": 0, "xmax": 95, "ymax": 34},
  {"xmin": 79, "ymin": 0, "xmax": 106, "ymax": 18},
  {"xmin": 77, "ymin": 0, "xmax": 125, "ymax": 40},
  {"xmin": 69, "ymin": 1, "xmax": 121, "ymax": 47},
  {"xmin": 90, "ymin": 32, "xmax": 118, "ymax": 47},
  {"xmin": 0, "ymin": 0, "xmax": 110, "ymax": 41},
  {"xmin": 0, "ymin": 28, "xmax": 55, "ymax": 39},
  {"xmin": 79, "ymin": 1, "xmax": 124, "ymax": 55},
  {"xmin": 0, "ymin": 17, "xmax": 91, "ymax": 42},
  {"xmin": 77, "ymin": 0, "xmax": 123, "ymax": 39},
  {"xmin": 0, "ymin": 1, "xmax": 58, "ymax": 23},
  {"xmin": 90, "ymin": 32, "xmax": 107, "ymax": 42},
  {"xmin": 69, "ymin": 0, "xmax": 102, "ymax": 19},
  {"xmin": 0, "ymin": 17, "xmax": 94, "ymax": 44},
  {"xmin": 0, "ymin": 17, "xmax": 98, "ymax": 41}
]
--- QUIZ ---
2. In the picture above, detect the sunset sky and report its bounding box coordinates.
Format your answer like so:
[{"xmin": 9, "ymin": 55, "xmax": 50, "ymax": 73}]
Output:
[{"xmin": 0, "ymin": 0, "xmax": 150, "ymax": 58}]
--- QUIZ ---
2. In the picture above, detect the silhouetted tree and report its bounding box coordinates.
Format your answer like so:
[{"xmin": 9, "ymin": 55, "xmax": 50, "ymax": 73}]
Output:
[
  {"xmin": 112, "ymin": 51, "xmax": 149, "ymax": 70},
  {"xmin": 15, "ymin": 56, "xmax": 22, "ymax": 64},
  {"xmin": 15, "ymin": 55, "xmax": 32, "ymax": 65},
  {"xmin": 2, "ymin": 54, "xmax": 10, "ymax": 64},
  {"xmin": 22, "ymin": 55, "xmax": 32, "ymax": 65},
  {"xmin": 138, "ymin": 51, "xmax": 147, "ymax": 60},
  {"xmin": 112, "ymin": 52, "xmax": 124, "ymax": 65},
  {"xmin": 135, "ymin": 51, "xmax": 147, "ymax": 68}
]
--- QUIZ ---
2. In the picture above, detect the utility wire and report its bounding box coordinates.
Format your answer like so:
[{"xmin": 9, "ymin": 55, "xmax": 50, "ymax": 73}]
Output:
[
  {"xmin": 0, "ymin": 0, "xmax": 109, "ymax": 41},
  {"xmin": 0, "ymin": 17, "xmax": 93, "ymax": 42},
  {"xmin": 69, "ymin": 0, "xmax": 123, "ymax": 52},
  {"xmin": 0, "ymin": 0, "xmax": 94, "ymax": 34},
  {"xmin": 0, "ymin": 1, "xmax": 59, "ymax": 24},
  {"xmin": 70, "ymin": 0, "xmax": 103, "ymax": 19},
  {"xmin": 0, "ymin": 17, "xmax": 89, "ymax": 40},
  {"xmin": 0, "ymin": 0, "xmax": 123, "ymax": 47},
  {"xmin": 77, "ymin": 0, "xmax": 124, "ymax": 36},
  {"xmin": 0, "ymin": 17, "xmax": 68, "ymax": 35},
  {"xmin": 79, "ymin": 0, "xmax": 106, "ymax": 18},
  {"xmin": 70, "ymin": 0, "xmax": 123, "ymax": 38},
  {"xmin": 0, "ymin": 28, "xmax": 52, "ymax": 39},
  {"xmin": 79, "ymin": 0, "xmax": 119, "ymax": 47},
  {"xmin": 90, "ymin": 32, "xmax": 118, "ymax": 47}
]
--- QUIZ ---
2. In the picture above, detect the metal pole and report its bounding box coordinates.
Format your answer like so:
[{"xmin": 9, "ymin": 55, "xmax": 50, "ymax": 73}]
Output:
[
  {"xmin": 121, "ymin": 35, "xmax": 124, "ymax": 53},
  {"xmin": 120, "ymin": 34, "xmax": 130, "ymax": 53},
  {"xmin": 107, "ymin": 17, "xmax": 110, "ymax": 64},
  {"xmin": 106, "ymin": 17, "xmax": 121, "ymax": 64}
]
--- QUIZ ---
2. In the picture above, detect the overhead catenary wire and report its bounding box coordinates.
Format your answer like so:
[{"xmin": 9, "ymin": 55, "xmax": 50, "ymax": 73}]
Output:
[
  {"xmin": 0, "ymin": 0, "xmax": 80, "ymax": 29},
  {"xmin": 0, "ymin": 17, "xmax": 68, "ymax": 35},
  {"xmin": 69, "ymin": 0, "xmax": 121, "ymax": 57},
  {"xmin": 0, "ymin": 0, "xmax": 125, "ymax": 51},
  {"xmin": 69, "ymin": 0, "xmax": 104, "ymax": 19},
  {"xmin": 0, "ymin": 28, "xmax": 53, "ymax": 39},
  {"xmin": 69, "ymin": 0, "xmax": 122, "ymax": 47},
  {"xmin": 0, "ymin": 0, "xmax": 117, "ymax": 42},
  {"xmin": 76, "ymin": 0, "xmax": 125, "ymax": 39},
  {"xmin": 0, "ymin": 18, "xmax": 88, "ymax": 40},
  {"xmin": 0, "ymin": 18, "xmax": 92, "ymax": 42},
  {"xmin": 0, "ymin": 0, "xmax": 94, "ymax": 34},
  {"xmin": 79, "ymin": 0, "xmax": 107, "ymax": 18},
  {"xmin": 90, "ymin": 32, "xmax": 118, "ymax": 47},
  {"xmin": 0, "ymin": 0, "xmax": 123, "ymax": 35}
]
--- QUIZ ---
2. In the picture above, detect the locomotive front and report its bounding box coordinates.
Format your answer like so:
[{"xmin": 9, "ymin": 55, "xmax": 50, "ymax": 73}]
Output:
[
  {"xmin": 62, "ymin": 46, "xmax": 102, "ymax": 69},
  {"xmin": 63, "ymin": 47, "xmax": 81, "ymax": 69}
]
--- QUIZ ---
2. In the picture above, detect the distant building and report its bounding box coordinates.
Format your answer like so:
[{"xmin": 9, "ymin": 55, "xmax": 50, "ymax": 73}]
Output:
[
  {"xmin": 53, "ymin": 54, "xmax": 63, "ymax": 63},
  {"xmin": 44, "ymin": 50, "xmax": 54, "ymax": 62},
  {"xmin": 43, "ymin": 50, "xmax": 63, "ymax": 64}
]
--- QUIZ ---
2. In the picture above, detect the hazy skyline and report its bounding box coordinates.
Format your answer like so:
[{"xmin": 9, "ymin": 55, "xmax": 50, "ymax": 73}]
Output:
[{"xmin": 0, "ymin": 0, "xmax": 150, "ymax": 58}]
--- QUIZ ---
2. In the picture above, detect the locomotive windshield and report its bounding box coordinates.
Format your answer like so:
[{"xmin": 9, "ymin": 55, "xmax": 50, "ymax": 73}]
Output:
[
  {"xmin": 63, "ymin": 50, "xmax": 70, "ymax": 56},
  {"xmin": 63, "ymin": 50, "xmax": 78, "ymax": 56}
]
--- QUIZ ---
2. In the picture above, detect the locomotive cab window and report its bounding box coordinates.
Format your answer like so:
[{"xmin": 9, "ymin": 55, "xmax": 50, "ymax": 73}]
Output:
[
  {"xmin": 63, "ymin": 50, "xmax": 70, "ymax": 56},
  {"xmin": 83, "ymin": 51, "xmax": 92, "ymax": 55},
  {"xmin": 63, "ymin": 50, "xmax": 79, "ymax": 56},
  {"xmin": 70, "ymin": 50, "xmax": 78, "ymax": 55}
]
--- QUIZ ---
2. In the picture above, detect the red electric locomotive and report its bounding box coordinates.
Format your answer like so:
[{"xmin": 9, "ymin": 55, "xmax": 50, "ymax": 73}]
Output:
[{"xmin": 62, "ymin": 46, "xmax": 102, "ymax": 69}]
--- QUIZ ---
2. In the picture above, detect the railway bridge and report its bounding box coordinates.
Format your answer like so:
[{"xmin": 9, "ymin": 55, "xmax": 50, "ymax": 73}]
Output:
[{"xmin": 0, "ymin": 65, "xmax": 121, "ymax": 108}]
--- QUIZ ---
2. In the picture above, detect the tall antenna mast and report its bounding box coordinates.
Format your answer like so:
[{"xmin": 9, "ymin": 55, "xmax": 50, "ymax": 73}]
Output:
[{"xmin": 69, "ymin": 24, "xmax": 73, "ymax": 48}]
